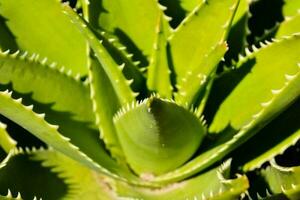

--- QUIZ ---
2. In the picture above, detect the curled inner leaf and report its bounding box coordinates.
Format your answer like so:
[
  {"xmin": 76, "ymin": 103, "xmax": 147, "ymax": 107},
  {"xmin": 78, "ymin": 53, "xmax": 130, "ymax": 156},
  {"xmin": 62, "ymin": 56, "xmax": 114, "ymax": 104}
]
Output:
[{"xmin": 113, "ymin": 97, "xmax": 206, "ymax": 176}]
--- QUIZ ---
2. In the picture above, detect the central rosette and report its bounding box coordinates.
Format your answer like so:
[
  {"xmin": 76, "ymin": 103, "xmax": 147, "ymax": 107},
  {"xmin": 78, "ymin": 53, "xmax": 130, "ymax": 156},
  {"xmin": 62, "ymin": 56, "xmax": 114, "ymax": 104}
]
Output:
[{"xmin": 114, "ymin": 97, "xmax": 207, "ymax": 176}]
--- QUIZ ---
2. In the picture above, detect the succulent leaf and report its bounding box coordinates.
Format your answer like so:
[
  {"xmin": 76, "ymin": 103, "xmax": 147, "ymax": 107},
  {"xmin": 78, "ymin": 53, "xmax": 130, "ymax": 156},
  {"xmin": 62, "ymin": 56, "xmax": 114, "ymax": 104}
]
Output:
[
  {"xmin": 0, "ymin": 17, "xmax": 18, "ymax": 52},
  {"xmin": 32, "ymin": 149, "xmax": 117, "ymax": 200},
  {"xmin": 113, "ymin": 97, "xmax": 206, "ymax": 176},
  {"xmin": 97, "ymin": 31, "xmax": 147, "ymax": 94},
  {"xmin": 0, "ymin": 50, "xmax": 94, "ymax": 123},
  {"xmin": 175, "ymin": 43, "xmax": 227, "ymax": 106},
  {"xmin": 0, "ymin": 0, "xmax": 299, "ymax": 198},
  {"xmin": 226, "ymin": 0, "xmax": 250, "ymax": 61},
  {"xmin": 262, "ymin": 159, "xmax": 300, "ymax": 199},
  {"xmin": 0, "ymin": 90, "xmax": 133, "ymax": 182},
  {"xmin": 0, "ymin": 122, "xmax": 16, "ymax": 153},
  {"xmin": 152, "ymin": 35, "xmax": 300, "ymax": 184},
  {"xmin": 62, "ymin": 6, "xmax": 154, "ymax": 165},
  {"xmin": 179, "ymin": 0, "xmax": 203, "ymax": 13},
  {"xmin": 87, "ymin": 59, "xmax": 126, "ymax": 164},
  {"xmin": 169, "ymin": 0, "xmax": 239, "ymax": 88},
  {"xmin": 114, "ymin": 160, "xmax": 249, "ymax": 200},
  {"xmin": 241, "ymin": 99, "xmax": 300, "ymax": 171},
  {"xmin": 276, "ymin": 13, "xmax": 300, "ymax": 38},
  {"xmin": 0, "ymin": 0, "xmax": 89, "ymax": 76},
  {"xmin": 96, "ymin": 0, "xmax": 168, "ymax": 67},
  {"xmin": 210, "ymin": 35, "xmax": 300, "ymax": 134},
  {"xmin": 0, "ymin": 148, "xmax": 67, "ymax": 200},
  {"xmin": 63, "ymin": 5, "xmax": 136, "ymax": 104},
  {"xmin": 147, "ymin": 13, "xmax": 173, "ymax": 98},
  {"xmin": 283, "ymin": 0, "xmax": 300, "ymax": 19}
]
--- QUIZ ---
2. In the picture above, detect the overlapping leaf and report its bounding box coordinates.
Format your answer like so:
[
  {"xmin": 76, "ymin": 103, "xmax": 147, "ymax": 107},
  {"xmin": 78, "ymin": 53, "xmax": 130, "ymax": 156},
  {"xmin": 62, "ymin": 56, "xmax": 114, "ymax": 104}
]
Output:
[
  {"xmin": 0, "ymin": 0, "xmax": 89, "ymax": 76},
  {"xmin": 170, "ymin": 0, "xmax": 239, "ymax": 106},
  {"xmin": 113, "ymin": 97, "xmax": 206, "ymax": 176},
  {"xmin": 150, "ymin": 35, "xmax": 300, "ymax": 184},
  {"xmin": 262, "ymin": 159, "xmax": 300, "ymax": 199},
  {"xmin": 114, "ymin": 160, "xmax": 249, "ymax": 200}
]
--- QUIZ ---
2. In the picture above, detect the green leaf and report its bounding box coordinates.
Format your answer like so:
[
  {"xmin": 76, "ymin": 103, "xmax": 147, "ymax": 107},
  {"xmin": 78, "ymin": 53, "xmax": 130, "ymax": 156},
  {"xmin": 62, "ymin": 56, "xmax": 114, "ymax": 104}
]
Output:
[
  {"xmin": 32, "ymin": 149, "xmax": 117, "ymax": 200},
  {"xmin": 0, "ymin": 16, "xmax": 18, "ymax": 52},
  {"xmin": 0, "ymin": 0, "xmax": 89, "ymax": 76},
  {"xmin": 210, "ymin": 36, "xmax": 300, "ymax": 134},
  {"xmin": 62, "ymin": 6, "xmax": 142, "ymax": 164},
  {"xmin": 97, "ymin": 0, "xmax": 167, "ymax": 66},
  {"xmin": 0, "ymin": 50, "xmax": 94, "ymax": 124},
  {"xmin": 152, "ymin": 35, "xmax": 300, "ymax": 184},
  {"xmin": 0, "ymin": 122, "xmax": 16, "ymax": 153},
  {"xmin": 169, "ymin": 0, "xmax": 239, "ymax": 87},
  {"xmin": 283, "ymin": 0, "xmax": 300, "ymax": 18},
  {"xmin": 0, "ymin": 90, "xmax": 133, "ymax": 182},
  {"xmin": 87, "ymin": 59, "xmax": 126, "ymax": 164},
  {"xmin": 97, "ymin": 31, "xmax": 146, "ymax": 95},
  {"xmin": 147, "ymin": 13, "xmax": 173, "ymax": 98},
  {"xmin": 0, "ymin": 148, "xmax": 67, "ymax": 200},
  {"xmin": 62, "ymin": 5, "xmax": 136, "ymax": 105},
  {"xmin": 70, "ymin": 0, "xmax": 147, "ymax": 94},
  {"xmin": 240, "ymin": 99, "xmax": 300, "ymax": 171},
  {"xmin": 276, "ymin": 13, "xmax": 300, "ymax": 38},
  {"xmin": 262, "ymin": 159, "xmax": 300, "ymax": 199},
  {"xmin": 175, "ymin": 43, "xmax": 227, "ymax": 106},
  {"xmin": 226, "ymin": 0, "xmax": 250, "ymax": 61},
  {"xmin": 113, "ymin": 97, "xmax": 206, "ymax": 176},
  {"xmin": 114, "ymin": 160, "xmax": 249, "ymax": 200},
  {"xmin": 180, "ymin": 0, "xmax": 202, "ymax": 13}
]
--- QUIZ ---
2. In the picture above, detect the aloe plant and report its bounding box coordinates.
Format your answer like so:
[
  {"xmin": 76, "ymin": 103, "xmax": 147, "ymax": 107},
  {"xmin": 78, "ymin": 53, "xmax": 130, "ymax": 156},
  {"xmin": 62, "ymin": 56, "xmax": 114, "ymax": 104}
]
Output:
[{"xmin": 0, "ymin": 0, "xmax": 299, "ymax": 199}]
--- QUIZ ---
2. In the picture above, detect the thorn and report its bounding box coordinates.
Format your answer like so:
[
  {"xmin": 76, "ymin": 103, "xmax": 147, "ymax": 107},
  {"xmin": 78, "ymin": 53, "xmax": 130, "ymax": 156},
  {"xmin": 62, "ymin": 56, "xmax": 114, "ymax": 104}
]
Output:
[
  {"xmin": 7, "ymin": 189, "xmax": 12, "ymax": 198},
  {"xmin": 118, "ymin": 63, "xmax": 125, "ymax": 71},
  {"xmin": 108, "ymin": 38, "xmax": 116, "ymax": 43},
  {"xmin": 41, "ymin": 57, "xmax": 48, "ymax": 65},
  {"xmin": 285, "ymin": 73, "xmax": 297, "ymax": 81},
  {"xmin": 11, "ymin": 50, "xmax": 20, "ymax": 58},
  {"xmin": 2, "ymin": 49, "xmax": 10, "ymax": 55},
  {"xmin": 37, "ymin": 113, "xmax": 46, "ymax": 119}
]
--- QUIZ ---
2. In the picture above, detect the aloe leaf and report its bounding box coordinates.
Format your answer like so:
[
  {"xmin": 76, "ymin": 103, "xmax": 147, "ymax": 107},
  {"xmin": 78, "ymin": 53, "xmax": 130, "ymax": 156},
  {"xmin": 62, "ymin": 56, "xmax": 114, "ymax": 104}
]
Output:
[
  {"xmin": 0, "ymin": 16, "xmax": 17, "ymax": 52},
  {"xmin": 63, "ymin": 5, "xmax": 136, "ymax": 104},
  {"xmin": 32, "ymin": 149, "xmax": 116, "ymax": 200},
  {"xmin": 147, "ymin": 13, "xmax": 173, "ymax": 98},
  {"xmin": 170, "ymin": 0, "xmax": 239, "ymax": 102},
  {"xmin": 276, "ymin": 13, "xmax": 300, "ymax": 38},
  {"xmin": 283, "ymin": 0, "xmax": 300, "ymax": 18},
  {"xmin": 62, "ymin": 6, "xmax": 141, "ymax": 163},
  {"xmin": 97, "ymin": 31, "xmax": 146, "ymax": 95},
  {"xmin": 170, "ymin": 0, "xmax": 238, "ymax": 104},
  {"xmin": 253, "ymin": 9, "xmax": 300, "ymax": 49},
  {"xmin": 0, "ymin": 148, "xmax": 67, "ymax": 200},
  {"xmin": 0, "ymin": 0, "xmax": 89, "ymax": 76},
  {"xmin": 114, "ymin": 160, "xmax": 249, "ymax": 200},
  {"xmin": 210, "ymin": 36, "xmax": 300, "ymax": 133},
  {"xmin": 113, "ymin": 97, "xmax": 206, "ymax": 176},
  {"xmin": 226, "ymin": 0, "xmax": 250, "ymax": 61},
  {"xmin": 0, "ymin": 90, "xmax": 136, "ymax": 183},
  {"xmin": 239, "ymin": 99, "xmax": 300, "ymax": 171},
  {"xmin": 180, "ymin": 0, "xmax": 202, "ymax": 13},
  {"xmin": 0, "ymin": 122, "xmax": 16, "ymax": 153},
  {"xmin": 70, "ymin": 0, "xmax": 147, "ymax": 94},
  {"xmin": 262, "ymin": 159, "xmax": 300, "ymax": 199},
  {"xmin": 97, "ymin": 0, "xmax": 168, "ymax": 66},
  {"xmin": 0, "ymin": 50, "xmax": 94, "ymax": 124},
  {"xmin": 152, "ymin": 35, "xmax": 300, "ymax": 184},
  {"xmin": 175, "ymin": 43, "xmax": 227, "ymax": 106},
  {"xmin": 87, "ymin": 59, "xmax": 126, "ymax": 164}
]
